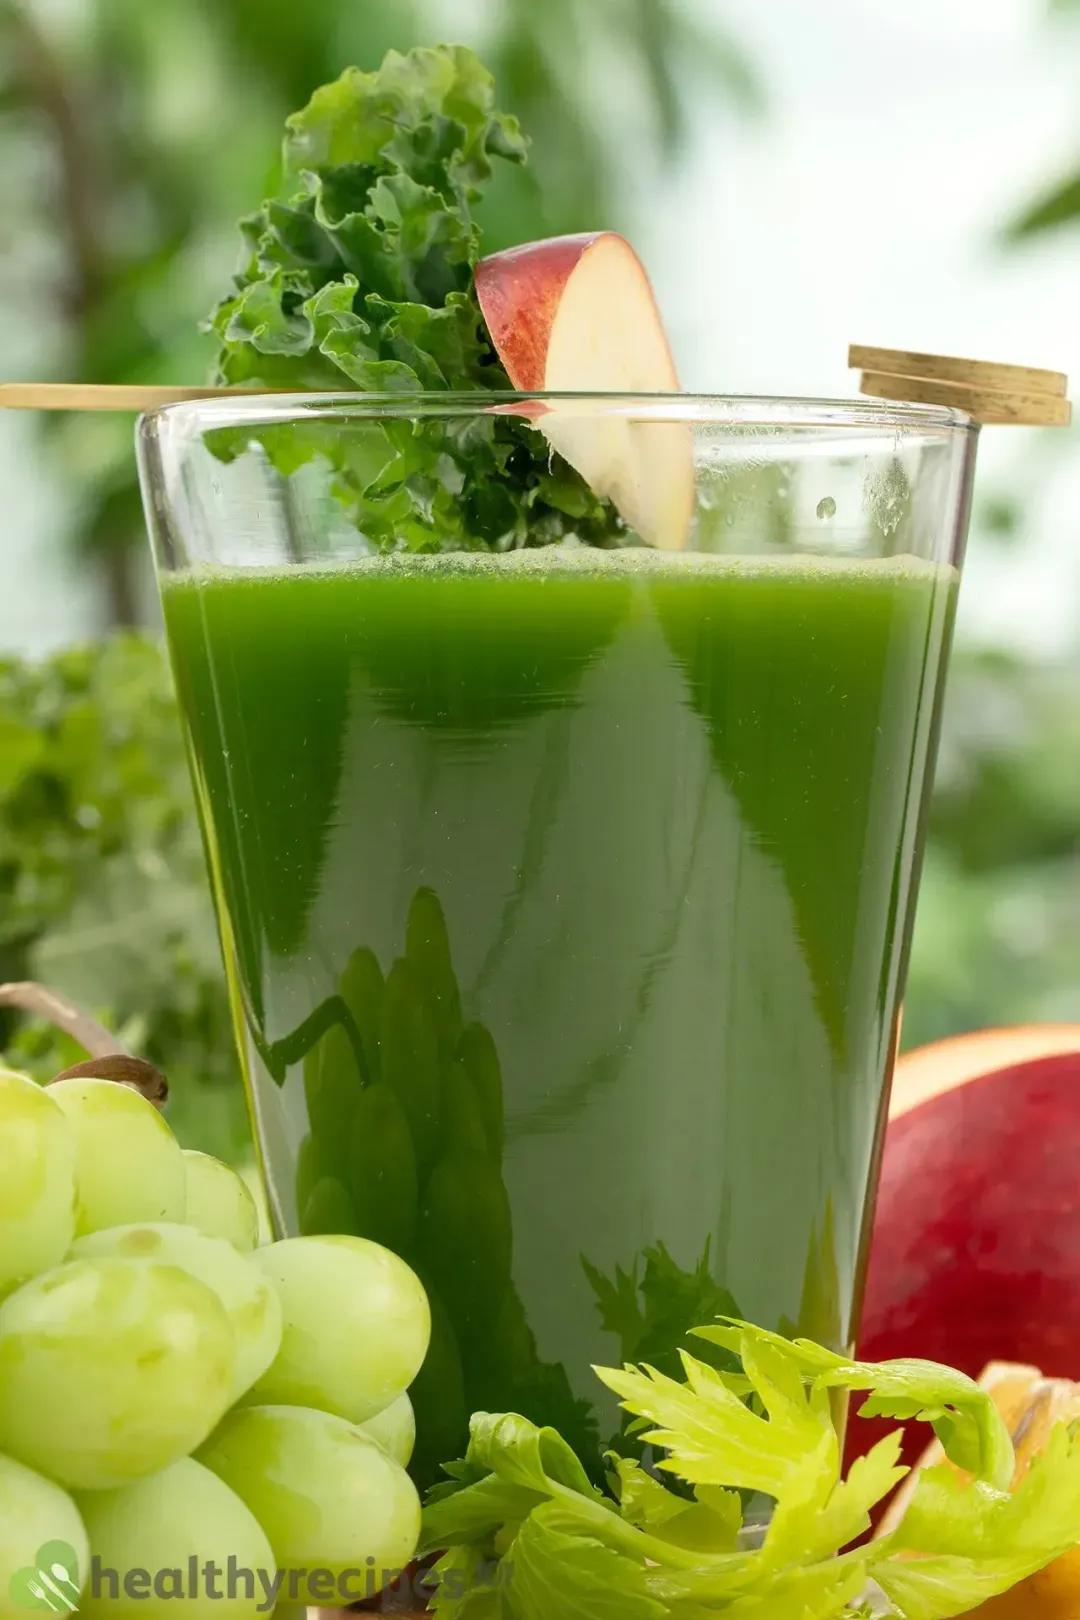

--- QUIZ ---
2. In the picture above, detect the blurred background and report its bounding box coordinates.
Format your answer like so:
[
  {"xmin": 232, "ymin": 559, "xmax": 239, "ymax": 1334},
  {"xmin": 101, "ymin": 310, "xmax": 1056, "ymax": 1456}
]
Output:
[{"xmin": 1, "ymin": 0, "xmax": 1078, "ymax": 1163}]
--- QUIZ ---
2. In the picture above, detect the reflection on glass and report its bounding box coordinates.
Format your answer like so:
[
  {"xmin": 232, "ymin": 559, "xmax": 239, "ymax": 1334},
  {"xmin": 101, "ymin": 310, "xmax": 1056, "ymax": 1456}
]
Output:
[{"xmin": 297, "ymin": 889, "xmax": 595, "ymax": 1487}]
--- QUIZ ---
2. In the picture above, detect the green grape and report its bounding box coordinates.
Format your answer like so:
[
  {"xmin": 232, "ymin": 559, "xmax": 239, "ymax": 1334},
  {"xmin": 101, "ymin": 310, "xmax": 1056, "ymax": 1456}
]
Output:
[
  {"xmin": 198, "ymin": 1405, "xmax": 420, "ymax": 1605},
  {"xmin": 75, "ymin": 1457, "xmax": 275, "ymax": 1619},
  {"xmin": 349, "ymin": 1083, "xmax": 418, "ymax": 1252},
  {"xmin": 48, "ymin": 1079, "xmax": 186, "ymax": 1236},
  {"xmin": 457, "ymin": 1021, "xmax": 505, "ymax": 1158},
  {"xmin": 246, "ymin": 1236, "xmax": 430, "ymax": 1423},
  {"xmin": 300, "ymin": 1176, "xmax": 358, "ymax": 1237},
  {"xmin": 72, "ymin": 1224, "xmax": 282, "ymax": 1403},
  {"xmin": 0, "ymin": 1069, "xmax": 75, "ymax": 1298},
  {"xmin": 182, "ymin": 1151, "xmax": 260, "ymax": 1251},
  {"xmin": 419, "ymin": 1149, "xmax": 512, "ymax": 1334},
  {"xmin": 0, "ymin": 1453, "xmax": 88, "ymax": 1619},
  {"xmin": 0, "ymin": 1257, "xmax": 235, "ymax": 1490},
  {"xmin": 359, "ymin": 1392, "xmax": 415, "ymax": 1467},
  {"xmin": 380, "ymin": 959, "xmax": 442, "ymax": 1170},
  {"xmin": 405, "ymin": 887, "xmax": 463, "ymax": 1054},
  {"xmin": 340, "ymin": 945, "xmax": 385, "ymax": 1080}
]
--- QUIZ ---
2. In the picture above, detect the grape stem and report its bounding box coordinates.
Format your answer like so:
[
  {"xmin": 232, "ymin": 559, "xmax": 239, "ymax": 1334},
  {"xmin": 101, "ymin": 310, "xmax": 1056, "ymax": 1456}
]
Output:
[{"xmin": 0, "ymin": 980, "xmax": 170, "ymax": 1110}]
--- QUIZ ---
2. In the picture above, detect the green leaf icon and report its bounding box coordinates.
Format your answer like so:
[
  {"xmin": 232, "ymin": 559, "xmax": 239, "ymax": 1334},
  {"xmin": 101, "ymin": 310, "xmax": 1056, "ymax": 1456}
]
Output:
[{"xmin": 8, "ymin": 1542, "xmax": 81, "ymax": 1612}]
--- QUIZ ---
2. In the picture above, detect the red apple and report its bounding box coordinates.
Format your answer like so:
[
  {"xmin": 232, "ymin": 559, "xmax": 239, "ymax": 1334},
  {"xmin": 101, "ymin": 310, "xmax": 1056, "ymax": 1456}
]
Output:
[
  {"xmin": 848, "ymin": 1024, "xmax": 1080, "ymax": 1476},
  {"xmin": 475, "ymin": 232, "xmax": 695, "ymax": 550}
]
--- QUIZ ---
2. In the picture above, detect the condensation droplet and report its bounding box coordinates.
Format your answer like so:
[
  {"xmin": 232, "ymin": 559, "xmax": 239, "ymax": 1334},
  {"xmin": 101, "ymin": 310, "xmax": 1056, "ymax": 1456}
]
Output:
[{"xmin": 816, "ymin": 496, "xmax": 837, "ymax": 520}]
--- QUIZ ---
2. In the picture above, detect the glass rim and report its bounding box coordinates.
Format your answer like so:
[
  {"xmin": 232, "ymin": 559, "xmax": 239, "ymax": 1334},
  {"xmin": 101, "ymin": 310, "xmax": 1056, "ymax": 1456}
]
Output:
[{"xmin": 138, "ymin": 388, "xmax": 979, "ymax": 438}]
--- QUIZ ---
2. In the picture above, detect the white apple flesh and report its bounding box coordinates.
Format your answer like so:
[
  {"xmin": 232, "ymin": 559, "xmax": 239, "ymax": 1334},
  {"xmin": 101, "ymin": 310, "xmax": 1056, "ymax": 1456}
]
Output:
[{"xmin": 475, "ymin": 232, "xmax": 694, "ymax": 550}]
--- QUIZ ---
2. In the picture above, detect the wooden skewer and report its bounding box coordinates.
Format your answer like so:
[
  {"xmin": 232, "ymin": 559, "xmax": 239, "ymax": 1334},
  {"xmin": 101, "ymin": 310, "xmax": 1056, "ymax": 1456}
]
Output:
[
  {"xmin": 0, "ymin": 383, "xmax": 264, "ymax": 411},
  {"xmin": 849, "ymin": 345, "xmax": 1068, "ymax": 399},
  {"xmin": 851, "ymin": 345, "xmax": 1072, "ymax": 427},
  {"xmin": 859, "ymin": 370, "xmax": 1073, "ymax": 427},
  {"xmin": 1, "ymin": 354, "xmax": 1073, "ymax": 427}
]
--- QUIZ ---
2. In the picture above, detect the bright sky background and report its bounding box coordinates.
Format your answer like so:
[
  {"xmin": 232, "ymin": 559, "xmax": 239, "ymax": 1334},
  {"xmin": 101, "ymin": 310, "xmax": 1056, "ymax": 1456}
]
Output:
[{"xmin": 2, "ymin": 0, "xmax": 1079, "ymax": 656}]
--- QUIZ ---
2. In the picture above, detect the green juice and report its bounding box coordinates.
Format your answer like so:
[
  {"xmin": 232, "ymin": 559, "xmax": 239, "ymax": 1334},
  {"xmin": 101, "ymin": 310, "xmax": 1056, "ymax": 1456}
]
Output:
[{"xmin": 162, "ymin": 548, "xmax": 956, "ymax": 1485}]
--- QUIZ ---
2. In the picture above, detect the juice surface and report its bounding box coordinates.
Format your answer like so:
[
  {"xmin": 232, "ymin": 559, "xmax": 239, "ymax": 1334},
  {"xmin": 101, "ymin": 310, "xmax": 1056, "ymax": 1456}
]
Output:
[{"xmin": 163, "ymin": 547, "xmax": 957, "ymax": 1485}]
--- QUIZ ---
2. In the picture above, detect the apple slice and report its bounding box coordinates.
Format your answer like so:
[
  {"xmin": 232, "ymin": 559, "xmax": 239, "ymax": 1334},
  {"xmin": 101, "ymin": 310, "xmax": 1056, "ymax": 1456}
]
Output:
[{"xmin": 475, "ymin": 232, "xmax": 694, "ymax": 550}]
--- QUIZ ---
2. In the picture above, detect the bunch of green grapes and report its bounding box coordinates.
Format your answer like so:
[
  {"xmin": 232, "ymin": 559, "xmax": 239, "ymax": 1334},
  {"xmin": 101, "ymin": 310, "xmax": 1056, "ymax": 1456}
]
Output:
[{"xmin": 0, "ymin": 1064, "xmax": 429, "ymax": 1616}]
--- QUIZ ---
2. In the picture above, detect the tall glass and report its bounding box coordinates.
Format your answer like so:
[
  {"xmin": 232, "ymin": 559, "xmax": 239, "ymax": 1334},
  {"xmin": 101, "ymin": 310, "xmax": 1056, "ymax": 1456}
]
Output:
[{"xmin": 138, "ymin": 393, "xmax": 977, "ymax": 1489}]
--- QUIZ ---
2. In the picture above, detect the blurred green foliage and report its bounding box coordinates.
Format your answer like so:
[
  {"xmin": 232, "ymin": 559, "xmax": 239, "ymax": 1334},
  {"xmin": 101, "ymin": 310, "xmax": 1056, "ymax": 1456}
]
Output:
[
  {"xmin": 1007, "ymin": 1, "xmax": 1080, "ymax": 236},
  {"xmin": 905, "ymin": 650, "xmax": 1080, "ymax": 1048},
  {"xmin": 1008, "ymin": 173, "xmax": 1080, "ymax": 239},
  {"xmin": 0, "ymin": 636, "xmax": 239, "ymax": 1155}
]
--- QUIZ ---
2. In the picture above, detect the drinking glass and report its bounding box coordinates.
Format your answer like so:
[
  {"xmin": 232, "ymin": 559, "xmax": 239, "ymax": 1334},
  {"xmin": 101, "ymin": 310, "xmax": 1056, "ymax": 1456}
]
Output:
[{"xmin": 138, "ymin": 391, "xmax": 978, "ymax": 1488}]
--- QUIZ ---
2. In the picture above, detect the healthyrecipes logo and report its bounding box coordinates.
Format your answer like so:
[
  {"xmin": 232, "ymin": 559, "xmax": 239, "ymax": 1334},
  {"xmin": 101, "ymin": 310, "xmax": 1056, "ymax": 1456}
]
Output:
[
  {"xmin": 9, "ymin": 1542, "xmax": 81, "ymax": 1613},
  {"xmin": 12, "ymin": 1546, "xmax": 509, "ymax": 1612}
]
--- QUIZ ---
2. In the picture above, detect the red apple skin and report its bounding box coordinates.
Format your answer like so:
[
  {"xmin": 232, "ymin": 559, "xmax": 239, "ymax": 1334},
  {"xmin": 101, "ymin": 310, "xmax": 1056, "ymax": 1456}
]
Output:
[
  {"xmin": 848, "ymin": 1036, "xmax": 1080, "ymax": 1477},
  {"xmin": 473, "ymin": 230, "xmax": 693, "ymax": 549},
  {"xmin": 475, "ymin": 233, "xmax": 608, "ymax": 390}
]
